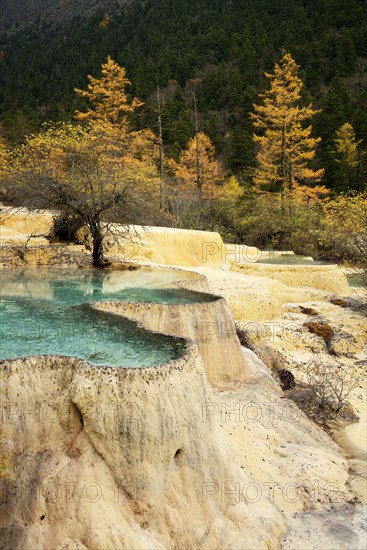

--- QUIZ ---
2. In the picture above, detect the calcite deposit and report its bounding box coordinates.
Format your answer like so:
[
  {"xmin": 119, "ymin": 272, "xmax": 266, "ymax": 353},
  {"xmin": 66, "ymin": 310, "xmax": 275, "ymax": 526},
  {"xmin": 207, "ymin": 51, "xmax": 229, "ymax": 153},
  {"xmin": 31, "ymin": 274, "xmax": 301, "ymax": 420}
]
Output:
[
  {"xmin": 1, "ymin": 208, "xmax": 366, "ymax": 549},
  {"xmin": 94, "ymin": 297, "xmax": 246, "ymax": 386},
  {"xmin": 0, "ymin": 349, "xmax": 283, "ymax": 549}
]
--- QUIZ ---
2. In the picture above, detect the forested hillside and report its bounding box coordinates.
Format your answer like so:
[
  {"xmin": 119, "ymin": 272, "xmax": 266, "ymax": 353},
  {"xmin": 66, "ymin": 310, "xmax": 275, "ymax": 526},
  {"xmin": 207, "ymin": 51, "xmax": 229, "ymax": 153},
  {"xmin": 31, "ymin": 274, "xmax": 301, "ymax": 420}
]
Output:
[
  {"xmin": 0, "ymin": 0, "xmax": 109, "ymax": 30},
  {"xmin": 0, "ymin": 0, "xmax": 366, "ymax": 189}
]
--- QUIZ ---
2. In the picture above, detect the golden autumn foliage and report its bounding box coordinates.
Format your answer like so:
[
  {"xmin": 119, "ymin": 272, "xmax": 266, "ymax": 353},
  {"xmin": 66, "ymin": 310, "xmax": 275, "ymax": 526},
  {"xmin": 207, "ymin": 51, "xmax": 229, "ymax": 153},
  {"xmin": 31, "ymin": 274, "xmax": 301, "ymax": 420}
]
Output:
[
  {"xmin": 220, "ymin": 174, "xmax": 243, "ymax": 200},
  {"xmin": 0, "ymin": 137, "xmax": 9, "ymax": 179},
  {"xmin": 75, "ymin": 56, "xmax": 143, "ymax": 138},
  {"xmin": 323, "ymin": 193, "xmax": 367, "ymax": 259},
  {"xmin": 99, "ymin": 13, "xmax": 111, "ymax": 29},
  {"xmin": 75, "ymin": 56, "xmax": 157, "ymax": 171},
  {"xmin": 333, "ymin": 123, "xmax": 361, "ymax": 171},
  {"xmin": 332, "ymin": 122, "xmax": 363, "ymax": 191},
  {"xmin": 251, "ymin": 52, "xmax": 324, "ymax": 203},
  {"xmin": 16, "ymin": 123, "xmax": 159, "ymax": 199},
  {"xmin": 293, "ymin": 182, "xmax": 329, "ymax": 204},
  {"xmin": 169, "ymin": 131, "xmax": 225, "ymax": 198},
  {"xmin": 10, "ymin": 122, "xmax": 160, "ymax": 265}
]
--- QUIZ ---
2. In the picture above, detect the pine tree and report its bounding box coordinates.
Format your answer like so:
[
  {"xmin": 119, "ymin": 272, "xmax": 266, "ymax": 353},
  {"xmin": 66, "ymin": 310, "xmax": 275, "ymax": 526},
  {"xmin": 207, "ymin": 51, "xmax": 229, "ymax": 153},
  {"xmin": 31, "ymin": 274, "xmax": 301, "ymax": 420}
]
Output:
[{"xmin": 251, "ymin": 52, "xmax": 324, "ymax": 207}]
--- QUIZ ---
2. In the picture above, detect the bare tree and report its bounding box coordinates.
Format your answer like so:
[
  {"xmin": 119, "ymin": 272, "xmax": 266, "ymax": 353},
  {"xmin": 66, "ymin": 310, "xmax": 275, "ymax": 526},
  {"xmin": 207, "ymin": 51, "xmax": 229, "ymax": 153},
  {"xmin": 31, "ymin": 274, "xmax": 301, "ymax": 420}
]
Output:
[
  {"xmin": 8, "ymin": 123, "xmax": 159, "ymax": 267},
  {"xmin": 301, "ymin": 359, "xmax": 360, "ymax": 415}
]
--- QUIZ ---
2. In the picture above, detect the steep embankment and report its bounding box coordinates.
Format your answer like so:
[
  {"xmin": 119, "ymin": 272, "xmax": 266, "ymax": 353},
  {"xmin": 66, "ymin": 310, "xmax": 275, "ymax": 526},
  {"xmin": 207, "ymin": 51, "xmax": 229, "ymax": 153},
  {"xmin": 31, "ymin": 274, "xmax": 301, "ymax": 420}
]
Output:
[
  {"xmin": 192, "ymin": 264, "xmax": 367, "ymax": 547},
  {"xmin": 1, "ymin": 348, "xmax": 283, "ymax": 549}
]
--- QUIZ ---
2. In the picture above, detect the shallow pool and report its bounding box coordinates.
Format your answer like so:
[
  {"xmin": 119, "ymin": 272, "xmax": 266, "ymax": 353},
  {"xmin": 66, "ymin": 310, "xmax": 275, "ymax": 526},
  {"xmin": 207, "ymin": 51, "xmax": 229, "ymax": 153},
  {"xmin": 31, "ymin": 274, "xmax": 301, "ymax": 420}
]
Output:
[
  {"xmin": 255, "ymin": 253, "xmax": 332, "ymax": 266},
  {"xmin": 0, "ymin": 268, "xmax": 213, "ymax": 367}
]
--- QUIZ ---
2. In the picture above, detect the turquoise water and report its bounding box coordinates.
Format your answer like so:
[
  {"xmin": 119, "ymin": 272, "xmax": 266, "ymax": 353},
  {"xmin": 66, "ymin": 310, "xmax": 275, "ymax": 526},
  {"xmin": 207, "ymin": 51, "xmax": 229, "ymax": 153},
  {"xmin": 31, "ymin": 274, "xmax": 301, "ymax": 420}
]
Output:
[
  {"xmin": 255, "ymin": 255, "xmax": 365, "ymax": 289},
  {"xmin": 0, "ymin": 269, "xmax": 213, "ymax": 367},
  {"xmin": 346, "ymin": 272, "xmax": 365, "ymax": 288},
  {"xmin": 255, "ymin": 253, "xmax": 331, "ymax": 266}
]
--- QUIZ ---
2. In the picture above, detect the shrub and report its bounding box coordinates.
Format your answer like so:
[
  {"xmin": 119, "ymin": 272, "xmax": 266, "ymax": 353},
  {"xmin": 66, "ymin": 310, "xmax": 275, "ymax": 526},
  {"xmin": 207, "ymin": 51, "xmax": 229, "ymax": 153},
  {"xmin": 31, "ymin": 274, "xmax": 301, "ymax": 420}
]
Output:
[
  {"xmin": 236, "ymin": 191, "xmax": 324, "ymax": 255},
  {"xmin": 301, "ymin": 359, "xmax": 359, "ymax": 415},
  {"xmin": 322, "ymin": 193, "xmax": 367, "ymax": 288},
  {"xmin": 304, "ymin": 321, "xmax": 334, "ymax": 346}
]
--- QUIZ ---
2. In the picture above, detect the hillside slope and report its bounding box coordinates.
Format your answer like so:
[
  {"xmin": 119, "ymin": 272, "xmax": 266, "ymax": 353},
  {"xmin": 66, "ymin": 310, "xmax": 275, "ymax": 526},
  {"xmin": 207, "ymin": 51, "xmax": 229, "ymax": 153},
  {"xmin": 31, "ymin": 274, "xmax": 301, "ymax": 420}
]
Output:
[
  {"xmin": 0, "ymin": 0, "xmax": 109, "ymax": 31},
  {"xmin": 0, "ymin": 0, "xmax": 366, "ymax": 186}
]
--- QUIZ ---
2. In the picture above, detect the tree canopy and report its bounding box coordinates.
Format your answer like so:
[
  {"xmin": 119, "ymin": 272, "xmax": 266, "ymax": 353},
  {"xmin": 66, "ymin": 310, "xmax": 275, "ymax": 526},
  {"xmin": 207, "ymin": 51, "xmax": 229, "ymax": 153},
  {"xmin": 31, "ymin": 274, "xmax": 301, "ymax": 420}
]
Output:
[
  {"xmin": 332, "ymin": 122, "xmax": 363, "ymax": 191},
  {"xmin": 169, "ymin": 132, "xmax": 225, "ymax": 198},
  {"xmin": 8, "ymin": 119, "xmax": 159, "ymax": 266},
  {"xmin": 251, "ymin": 52, "xmax": 324, "ymax": 205},
  {"xmin": 74, "ymin": 55, "xmax": 143, "ymax": 136},
  {"xmin": 0, "ymin": 0, "xmax": 366, "ymax": 190}
]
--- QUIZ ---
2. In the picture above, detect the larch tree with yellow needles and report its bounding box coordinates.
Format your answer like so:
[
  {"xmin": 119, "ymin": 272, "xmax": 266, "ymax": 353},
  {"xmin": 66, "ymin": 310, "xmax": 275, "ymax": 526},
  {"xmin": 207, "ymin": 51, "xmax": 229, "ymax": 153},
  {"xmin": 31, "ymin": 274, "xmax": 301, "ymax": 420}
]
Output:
[
  {"xmin": 6, "ymin": 59, "xmax": 160, "ymax": 268},
  {"xmin": 251, "ymin": 52, "xmax": 324, "ymax": 210},
  {"xmin": 332, "ymin": 122, "xmax": 363, "ymax": 191},
  {"xmin": 170, "ymin": 131, "xmax": 225, "ymax": 198},
  {"xmin": 74, "ymin": 56, "xmax": 158, "ymax": 173},
  {"xmin": 75, "ymin": 55, "xmax": 143, "ymax": 136}
]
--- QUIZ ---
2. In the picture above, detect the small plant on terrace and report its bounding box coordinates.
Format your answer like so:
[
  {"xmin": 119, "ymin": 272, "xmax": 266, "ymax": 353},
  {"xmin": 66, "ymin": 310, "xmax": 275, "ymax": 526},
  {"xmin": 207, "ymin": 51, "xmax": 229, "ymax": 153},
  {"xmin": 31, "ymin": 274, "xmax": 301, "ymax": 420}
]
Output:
[{"xmin": 300, "ymin": 359, "xmax": 360, "ymax": 417}]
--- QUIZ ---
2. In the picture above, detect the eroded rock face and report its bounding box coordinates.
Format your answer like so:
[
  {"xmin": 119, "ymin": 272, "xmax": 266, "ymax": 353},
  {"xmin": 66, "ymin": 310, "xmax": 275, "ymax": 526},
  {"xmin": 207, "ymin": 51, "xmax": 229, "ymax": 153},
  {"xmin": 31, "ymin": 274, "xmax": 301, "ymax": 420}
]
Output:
[
  {"xmin": 0, "ymin": 244, "xmax": 91, "ymax": 268},
  {"xmin": 94, "ymin": 297, "xmax": 247, "ymax": 386},
  {"xmin": 231, "ymin": 262, "xmax": 350, "ymax": 296},
  {"xmin": 0, "ymin": 349, "xmax": 283, "ymax": 549},
  {"xmin": 106, "ymin": 225, "xmax": 225, "ymax": 267}
]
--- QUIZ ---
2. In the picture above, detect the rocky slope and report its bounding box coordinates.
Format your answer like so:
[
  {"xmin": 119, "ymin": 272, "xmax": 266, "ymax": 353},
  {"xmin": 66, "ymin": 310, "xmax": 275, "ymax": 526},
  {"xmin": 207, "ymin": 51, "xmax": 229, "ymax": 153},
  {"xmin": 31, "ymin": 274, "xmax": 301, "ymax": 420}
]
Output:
[
  {"xmin": 1, "ymin": 210, "xmax": 366, "ymax": 549},
  {"xmin": 0, "ymin": 340, "xmax": 283, "ymax": 549}
]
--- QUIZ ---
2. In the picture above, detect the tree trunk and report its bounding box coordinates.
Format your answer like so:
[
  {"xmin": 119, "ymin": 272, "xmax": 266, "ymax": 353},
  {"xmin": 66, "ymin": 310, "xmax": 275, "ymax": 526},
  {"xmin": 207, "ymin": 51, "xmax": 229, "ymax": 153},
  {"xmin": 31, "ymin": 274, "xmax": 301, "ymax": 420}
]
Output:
[
  {"xmin": 156, "ymin": 78, "xmax": 165, "ymax": 209},
  {"xmin": 281, "ymin": 121, "xmax": 287, "ymax": 213},
  {"xmin": 90, "ymin": 222, "xmax": 104, "ymax": 267},
  {"xmin": 192, "ymin": 91, "xmax": 202, "ymax": 195},
  {"xmin": 288, "ymin": 159, "xmax": 294, "ymax": 216}
]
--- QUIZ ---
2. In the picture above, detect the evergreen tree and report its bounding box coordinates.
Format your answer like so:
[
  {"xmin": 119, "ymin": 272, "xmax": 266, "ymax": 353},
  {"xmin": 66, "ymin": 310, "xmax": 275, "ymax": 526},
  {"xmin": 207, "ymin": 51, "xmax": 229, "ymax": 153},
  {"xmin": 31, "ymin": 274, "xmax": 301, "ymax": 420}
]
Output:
[
  {"xmin": 251, "ymin": 52, "xmax": 324, "ymax": 207},
  {"xmin": 1, "ymin": 0, "xmax": 367, "ymax": 188}
]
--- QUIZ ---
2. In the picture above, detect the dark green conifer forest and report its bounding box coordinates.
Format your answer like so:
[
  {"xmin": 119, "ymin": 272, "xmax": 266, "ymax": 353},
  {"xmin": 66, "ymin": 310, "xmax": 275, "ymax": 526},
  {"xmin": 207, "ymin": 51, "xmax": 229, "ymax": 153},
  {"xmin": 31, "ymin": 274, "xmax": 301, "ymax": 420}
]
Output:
[{"xmin": 0, "ymin": 0, "xmax": 366, "ymax": 191}]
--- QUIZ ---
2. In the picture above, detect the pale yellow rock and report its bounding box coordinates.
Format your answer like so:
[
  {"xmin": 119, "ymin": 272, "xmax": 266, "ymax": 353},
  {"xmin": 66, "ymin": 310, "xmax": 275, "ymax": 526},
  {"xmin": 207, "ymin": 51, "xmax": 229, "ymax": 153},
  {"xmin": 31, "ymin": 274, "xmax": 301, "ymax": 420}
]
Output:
[
  {"xmin": 100, "ymin": 265, "xmax": 207, "ymax": 292},
  {"xmin": 231, "ymin": 262, "xmax": 350, "ymax": 295},
  {"xmin": 0, "ymin": 206, "xmax": 55, "ymax": 239},
  {"xmin": 95, "ymin": 297, "xmax": 247, "ymax": 386},
  {"xmin": 0, "ymin": 226, "xmax": 50, "ymax": 246},
  {"xmin": 185, "ymin": 265, "xmax": 341, "ymax": 321},
  {"xmin": 213, "ymin": 348, "xmax": 352, "ymax": 514},
  {"xmin": 107, "ymin": 224, "xmax": 225, "ymax": 267},
  {"xmin": 1, "ymin": 207, "xmax": 365, "ymax": 549},
  {"xmin": 1, "ymin": 350, "xmax": 284, "ymax": 550},
  {"xmin": 235, "ymin": 298, "xmax": 367, "ymax": 510}
]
